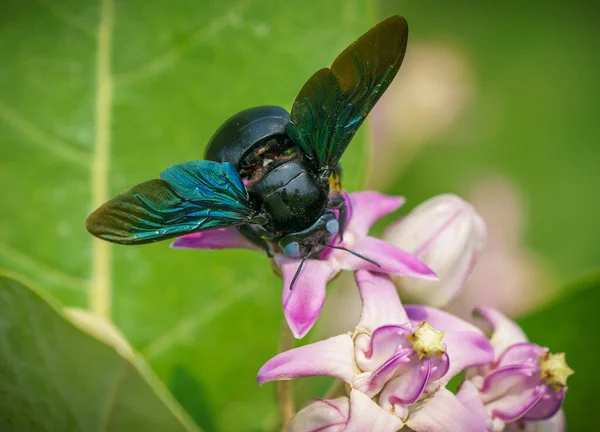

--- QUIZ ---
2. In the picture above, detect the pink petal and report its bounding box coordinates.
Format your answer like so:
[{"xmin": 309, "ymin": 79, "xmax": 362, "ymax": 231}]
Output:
[
  {"xmin": 353, "ymin": 348, "xmax": 414, "ymax": 397},
  {"xmin": 516, "ymin": 409, "xmax": 565, "ymax": 432},
  {"xmin": 456, "ymin": 381, "xmax": 494, "ymax": 431},
  {"xmin": 345, "ymin": 389, "xmax": 404, "ymax": 432},
  {"xmin": 405, "ymin": 305, "xmax": 483, "ymax": 333},
  {"xmin": 481, "ymin": 365, "xmax": 544, "ymax": 422},
  {"xmin": 280, "ymin": 258, "xmax": 336, "ymax": 338},
  {"xmin": 287, "ymin": 397, "xmax": 349, "ymax": 432},
  {"xmin": 496, "ymin": 342, "xmax": 547, "ymax": 369},
  {"xmin": 383, "ymin": 194, "xmax": 487, "ymax": 308},
  {"xmin": 257, "ymin": 334, "xmax": 355, "ymax": 385},
  {"xmin": 347, "ymin": 191, "xmax": 405, "ymax": 236},
  {"xmin": 522, "ymin": 388, "xmax": 566, "ymax": 422},
  {"xmin": 171, "ymin": 227, "xmax": 258, "ymax": 250},
  {"xmin": 429, "ymin": 352, "xmax": 451, "ymax": 382},
  {"xmin": 441, "ymin": 330, "xmax": 495, "ymax": 384},
  {"xmin": 474, "ymin": 307, "xmax": 528, "ymax": 358},
  {"xmin": 407, "ymin": 388, "xmax": 489, "ymax": 432},
  {"xmin": 378, "ymin": 358, "xmax": 431, "ymax": 405},
  {"xmin": 354, "ymin": 324, "xmax": 412, "ymax": 372},
  {"xmin": 343, "ymin": 236, "xmax": 437, "ymax": 279},
  {"xmin": 355, "ymin": 270, "xmax": 409, "ymax": 331}
]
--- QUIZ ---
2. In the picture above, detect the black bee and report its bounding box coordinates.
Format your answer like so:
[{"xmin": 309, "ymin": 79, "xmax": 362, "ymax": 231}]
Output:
[{"xmin": 86, "ymin": 16, "xmax": 408, "ymax": 284}]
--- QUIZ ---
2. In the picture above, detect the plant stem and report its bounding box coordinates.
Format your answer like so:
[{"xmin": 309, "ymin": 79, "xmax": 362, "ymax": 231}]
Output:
[{"xmin": 277, "ymin": 318, "xmax": 296, "ymax": 431}]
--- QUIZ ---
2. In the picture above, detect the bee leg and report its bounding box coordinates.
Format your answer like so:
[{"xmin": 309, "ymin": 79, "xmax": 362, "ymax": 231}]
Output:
[{"xmin": 328, "ymin": 195, "xmax": 347, "ymax": 242}]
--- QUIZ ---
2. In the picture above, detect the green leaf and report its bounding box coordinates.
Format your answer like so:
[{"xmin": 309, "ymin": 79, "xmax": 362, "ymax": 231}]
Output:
[
  {"xmin": 518, "ymin": 269, "xmax": 600, "ymax": 431},
  {"xmin": 0, "ymin": 275, "xmax": 200, "ymax": 432},
  {"xmin": 0, "ymin": 1, "xmax": 373, "ymax": 430}
]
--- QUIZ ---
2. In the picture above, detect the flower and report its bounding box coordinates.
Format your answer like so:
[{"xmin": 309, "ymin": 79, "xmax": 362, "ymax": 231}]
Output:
[
  {"xmin": 257, "ymin": 270, "xmax": 494, "ymax": 431},
  {"xmin": 172, "ymin": 191, "xmax": 437, "ymax": 338},
  {"xmin": 383, "ymin": 193, "xmax": 486, "ymax": 308},
  {"xmin": 456, "ymin": 307, "xmax": 573, "ymax": 431}
]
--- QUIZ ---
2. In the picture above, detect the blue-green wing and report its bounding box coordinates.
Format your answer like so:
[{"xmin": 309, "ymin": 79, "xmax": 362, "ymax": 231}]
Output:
[
  {"xmin": 86, "ymin": 161, "xmax": 253, "ymax": 245},
  {"xmin": 286, "ymin": 16, "xmax": 408, "ymax": 174}
]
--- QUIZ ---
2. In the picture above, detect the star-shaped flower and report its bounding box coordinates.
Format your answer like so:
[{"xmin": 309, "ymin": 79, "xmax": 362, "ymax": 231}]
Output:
[{"xmin": 257, "ymin": 270, "xmax": 494, "ymax": 431}]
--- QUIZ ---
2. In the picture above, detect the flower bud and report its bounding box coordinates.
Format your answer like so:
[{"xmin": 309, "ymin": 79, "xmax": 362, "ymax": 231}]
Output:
[{"xmin": 383, "ymin": 194, "xmax": 486, "ymax": 307}]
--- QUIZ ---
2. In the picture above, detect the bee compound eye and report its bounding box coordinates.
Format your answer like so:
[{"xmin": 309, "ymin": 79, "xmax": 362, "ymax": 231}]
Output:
[
  {"xmin": 283, "ymin": 241, "xmax": 301, "ymax": 258},
  {"xmin": 326, "ymin": 219, "xmax": 339, "ymax": 235}
]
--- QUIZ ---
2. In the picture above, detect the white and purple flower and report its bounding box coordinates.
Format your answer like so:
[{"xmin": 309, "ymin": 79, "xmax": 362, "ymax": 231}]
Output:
[
  {"xmin": 383, "ymin": 193, "xmax": 486, "ymax": 308},
  {"xmin": 456, "ymin": 308, "xmax": 573, "ymax": 432},
  {"xmin": 172, "ymin": 191, "xmax": 436, "ymax": 338},
  {"xmin": 257, "ymin": 270, "xmax": 494, "ymax": 431}
]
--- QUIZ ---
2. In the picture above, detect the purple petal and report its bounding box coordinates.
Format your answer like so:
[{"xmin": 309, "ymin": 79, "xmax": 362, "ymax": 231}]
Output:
[
  {"xmin": 442, "ymin": 330, "xmax": 495, "ymax": 384},
  {"xmin": 496, "ymin": 342, "xmax": 547, "ymax": 369},
  {"xmin": 518, "ymin": 409, "xmax": 565, "ymax": 432},
  {"xmin": 171, "ymin": 227, "xmax": 258, "ymax": 250},
  {"xmin": 257, "ymin": 334, "xmax": 355, "ymax": 385},
  {"xmin": 347, "ymin": 191, "xmax": 405, "ymax": 236},
  {"xmin": 287, "ymin": 397, "xmax": 349, "ymax": 432},
  {"xmin": 354, "ymin": 324, "xmax": 412, "ymax": 372},
  {"xmin": 345, "ymin": 390, "xmax": 404, "ymax": 432},
  {"xmin": 407, "ymin": 388, "xmax": 489, "ymax": 432},
  {"xmin": 378, "ymin": 358, "xmax": 431, "ymax": 405},
  {"xmin": 456, "ymin": 381, "xmax": 494, "ymax": 431},
  {"xmin": 343, "ymin": 236, "xmax": 437, "ymax": 279},
  {"xmin": 280, "ymin": 258, "xmax": 336, "ymax": 338},
  {"xmin": 406, "ymin": 305, "xmax": 483, "ymax": 333},
  {"xmin": 429, "ymin": 352, "xmax": 451, "ymax": 382},
  {"xmin": 481, "ymin": 365, "xmax": 544, "ymax": 422},
  {"xmin": 522, "ymin": 387, "xmax": 566, "ymax": 422},
  {"xmin": 355, "ymin": 270, "xmax": 409, "ymax": 331},
  {"xmin": 474, "ymin": 307, "xmax": 528, "ymax": 358},
  {"xmin": 354, "ymin": 348, "xmax": 414, "ymax": 397}
]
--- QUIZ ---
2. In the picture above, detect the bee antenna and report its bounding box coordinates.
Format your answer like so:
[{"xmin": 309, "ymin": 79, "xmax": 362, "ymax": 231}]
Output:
[
  {"xmin": 289, "ymin": 252, "xmax": 310, "ymax": 290},
  {"xmin": 326, "ymin": 245, "xmax": 381, "ymax": 268}
]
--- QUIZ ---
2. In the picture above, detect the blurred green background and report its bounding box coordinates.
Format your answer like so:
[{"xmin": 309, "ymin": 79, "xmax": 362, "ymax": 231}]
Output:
[{"xmin": 0, "ymin": 0, "xmax": 598, "ymax": 430}]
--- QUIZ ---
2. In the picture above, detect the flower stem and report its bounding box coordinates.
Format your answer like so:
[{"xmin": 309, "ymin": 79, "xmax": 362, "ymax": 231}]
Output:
[{"xmin": 277, "ymin": 318, "xmax": 296, "ymax": 431}]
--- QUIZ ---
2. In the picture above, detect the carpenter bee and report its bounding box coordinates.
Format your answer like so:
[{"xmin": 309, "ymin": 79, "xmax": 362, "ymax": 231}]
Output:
[{"xmin": 86, "ymin": 16, "xmax": 408, "ymax": 287}]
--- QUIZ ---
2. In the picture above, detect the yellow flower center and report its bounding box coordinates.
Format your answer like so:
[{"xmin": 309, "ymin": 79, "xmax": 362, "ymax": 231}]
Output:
[
  {"xmin": 540, "ymin": 352, "xmax": 574, "ymax": 391},
  {"xmin": 407, "ymin": 321, "xmax": 445, "ymax": 359}
]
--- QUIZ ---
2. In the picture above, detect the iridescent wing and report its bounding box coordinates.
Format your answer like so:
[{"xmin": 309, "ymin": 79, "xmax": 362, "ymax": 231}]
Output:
[
  {"xmin": 286, "ymin": 16, "xmax": 408, "ymax": 175},
  {"xmin": 86, "ymin": 161, "xmax": 254, "ymax": 245}
]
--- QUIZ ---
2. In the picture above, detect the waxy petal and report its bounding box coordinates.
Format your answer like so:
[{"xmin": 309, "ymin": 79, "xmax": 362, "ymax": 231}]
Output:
[
  {"xmin": 279, "ymin": 258, "xmax": 336, "ymax": 338},
  {"xmin": 354, "ymin": 348, "xmax": 414, "ymax": 397},
  {"xmin": 481, "ymin": 365, "xmax": 544, "ymax": 422},
  {"xmin": 496, "ymin": 342, "xmax": 546, "ymax": 369},
  {"xmin": 407, "ymin": 387, "xmax": 489, "ymax": 432},
  {"xmin": 345, "ymin": 390, "xmax": 404, "ymax": 432},
  {"xmin": 171, "ymin": 227, "xmax": 259, "ymax": 250},
  {"xmin": 383, "ymin": 193, "xmax": 486, "ymax": 308},
  {"xmin": 287, "ymin": 397, "xmax": 349, "ymax": 432},
  {"xmin": 343, "ymin": 236, "xmax": 437, "ymax": 279},
  {"xmin": 378, "ymin": 358, "xmax": 431, "ymax": 405},
  {"xmin": 522, "ymin": 388, "xmax": 566, "ymax": 422},
  {"xmin": 442, "ymin": 330, "xmax": 495, "ymax": 384},
  {"xmin": 354, "ymin": 324, "xmax": 412, "ymax": 372},
  {"xmin": 257, "ymin": 334, "xmax": 355, "ymax": 385},
  {"xmin": 456, "ymin": 381, "xmax": 494, "ymax": 431},
  {"xmin": 406, "ymin": 305, "xmax": 483, "ymax": 333},
  {"xmin": 429, "ymin": 352, "xmax": 451, "ymax": 382},
  {"xmin": 355, "ymin": 270, "xmax": 409, "ymax": 331},
  {"xmin": 474, "ymin": 307, "xmax": 528, "ymax": 357},
  {"xmin": 347, "ymin": 191, "xmax": 405, "ymax": 237}
]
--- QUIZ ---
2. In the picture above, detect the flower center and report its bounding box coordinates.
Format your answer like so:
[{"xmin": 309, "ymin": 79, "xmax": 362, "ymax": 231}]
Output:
[
  {"xmin": 540, "ymin": 352, "xmax": 574, "ymax": 391},
  {"xmin": 407, "ymin": 321, "xmax": 445, "ymax": 359}
]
